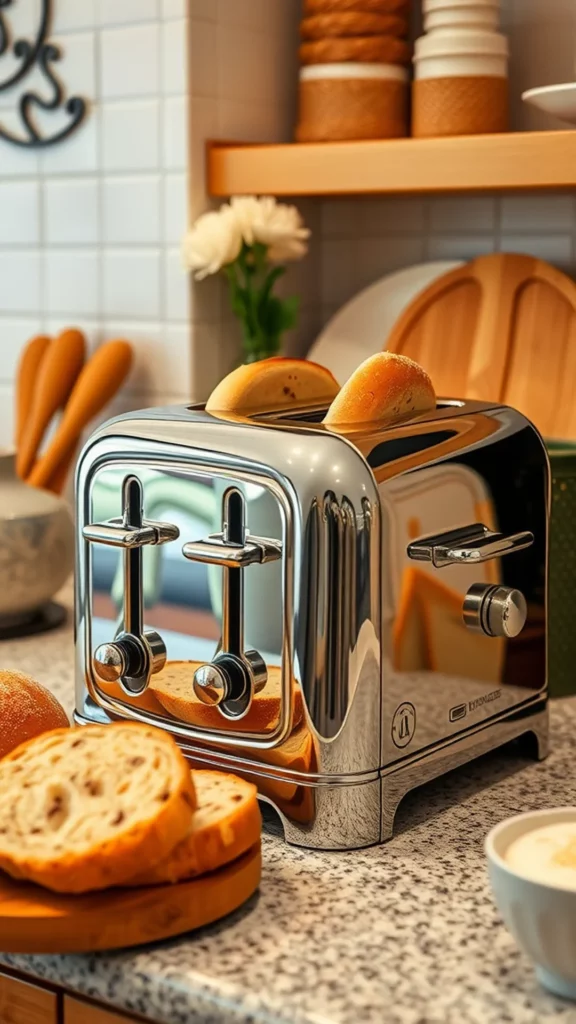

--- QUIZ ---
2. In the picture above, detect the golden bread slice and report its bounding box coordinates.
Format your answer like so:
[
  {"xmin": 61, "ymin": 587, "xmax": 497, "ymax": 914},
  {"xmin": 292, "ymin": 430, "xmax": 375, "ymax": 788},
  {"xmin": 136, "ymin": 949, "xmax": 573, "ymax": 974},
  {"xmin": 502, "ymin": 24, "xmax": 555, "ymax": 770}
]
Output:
[
  {"xmin": 324, "ymin": 352, "xmax": 435, "ymax": 427},
  {"xmin": 126, "ymin": 770, "xmax": 261, "ymax": 886},
  {"xmin": 205, "ymin": 357, "xmax": 340, "ymax": 415},
  {"xmin": 0, "ymin": 724, "xmax": 196, "ymax": 894},
  {"xmin": 150, "ymin": 661, "xmax": 303, "ymax": 733}
]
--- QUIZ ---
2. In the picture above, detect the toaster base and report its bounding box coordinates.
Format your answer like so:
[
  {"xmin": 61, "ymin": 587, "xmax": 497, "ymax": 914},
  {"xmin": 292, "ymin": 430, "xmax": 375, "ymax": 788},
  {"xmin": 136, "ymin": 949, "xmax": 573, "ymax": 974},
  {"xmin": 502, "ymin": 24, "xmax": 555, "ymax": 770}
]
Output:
[{"xmin": 76, "ymin": 700, "xmax": 548, "ymax": 852}]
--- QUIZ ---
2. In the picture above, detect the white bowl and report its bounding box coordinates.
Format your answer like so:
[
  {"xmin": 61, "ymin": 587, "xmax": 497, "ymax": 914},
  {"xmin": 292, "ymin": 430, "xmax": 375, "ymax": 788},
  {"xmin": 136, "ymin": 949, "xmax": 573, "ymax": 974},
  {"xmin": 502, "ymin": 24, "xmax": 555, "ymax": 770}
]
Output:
[{"xmin": 486, "ymin": 808, "xmax": 576, "ymax": 1000}]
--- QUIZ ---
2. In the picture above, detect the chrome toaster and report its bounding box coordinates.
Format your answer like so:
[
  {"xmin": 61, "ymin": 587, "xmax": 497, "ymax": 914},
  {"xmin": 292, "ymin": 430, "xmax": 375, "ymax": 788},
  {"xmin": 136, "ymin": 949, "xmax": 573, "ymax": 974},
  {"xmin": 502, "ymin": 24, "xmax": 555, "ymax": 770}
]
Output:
[{"xmin": 75, "ymin": 398, "xmax": 549, "ymax": 850}]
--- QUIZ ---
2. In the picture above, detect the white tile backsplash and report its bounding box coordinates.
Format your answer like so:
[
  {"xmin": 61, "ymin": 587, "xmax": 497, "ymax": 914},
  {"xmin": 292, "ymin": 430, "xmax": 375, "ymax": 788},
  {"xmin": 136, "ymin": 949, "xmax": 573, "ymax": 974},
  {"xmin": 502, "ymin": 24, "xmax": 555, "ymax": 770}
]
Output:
[
  {"xmin": 0, "ymin": 252, "xmax": 41, "ymax": 314},
  {"xmin": 501, "ymin": 194, "xmax": 576, "ymax": 232},
  {"xmin": 98, "ymin": 0, "xmax": 158, "ymax": 26},
  {"xmin": 44, "ymin": 179, "xmax": 99, "ymax": 245},
  {"xmin": 426, "ymin": 234, "xmax": 499, "ymax": 262},
  {"xmin": 103, "ymin": 176, "xmax": 162, "ymax": 244},
  {"xmin": 429, "ymin": 197, "xmax": 497, "ymax": 234},
  {"xmin": 164, "ymin": 173, "xmax": 187, "ymax": 242},
  {"xmin": 0, "ymin": 182, "xmax": 39, "ymax": 245},
  {"xmin": 0, "ymin": 319, "xmax": 43, "ymax": 382},
  {"xmin": 499, "ymin": 234, "xmax": 574, "ymax": 269},
  {"xmin": 103, "ymin": 250, "xmax": 162, "ymax": 318},
  {"xmin": 165, "ymin": 248, "xmax": 190, "ymax": 320},
  {"xmin": 163, "ymin": 95, "xmax": 188, "ymax": 169},
  {"xmin": 45, "ymin": 250, "xmax": 100, "ymax": 315},
  {"xmin": 53, "ymin": 0, "xmax": 97, "ymax": 32},
  {"xmin": 162, "ymin": 19, "xmax": 188, "ymax": 95},
  {"xmin": 102, "ymin": 100, "xmax": 160, "ymax": 170},
  {"xmin": 100, "ymin": 23, "xmax": 160, "ymax": 99}
]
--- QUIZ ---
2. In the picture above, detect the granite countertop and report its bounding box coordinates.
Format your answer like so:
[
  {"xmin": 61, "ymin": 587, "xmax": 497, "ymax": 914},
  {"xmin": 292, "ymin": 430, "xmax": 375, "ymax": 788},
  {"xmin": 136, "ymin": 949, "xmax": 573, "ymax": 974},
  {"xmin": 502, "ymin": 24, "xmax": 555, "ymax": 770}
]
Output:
[{"xmin": 1, "ymin": 592, "xmax": 576, "ymax": 1024}]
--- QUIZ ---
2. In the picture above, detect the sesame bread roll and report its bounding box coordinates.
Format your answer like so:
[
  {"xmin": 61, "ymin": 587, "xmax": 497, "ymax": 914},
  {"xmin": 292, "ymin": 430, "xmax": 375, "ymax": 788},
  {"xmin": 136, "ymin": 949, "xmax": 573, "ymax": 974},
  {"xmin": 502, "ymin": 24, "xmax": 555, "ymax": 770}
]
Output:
[
  {"xmin": 324, "ymin": 353, "xmax": 436, "ymax": 427},
  {"xmin": 0, "ymin": 724, "xmax": 196, "ymax": 893}
]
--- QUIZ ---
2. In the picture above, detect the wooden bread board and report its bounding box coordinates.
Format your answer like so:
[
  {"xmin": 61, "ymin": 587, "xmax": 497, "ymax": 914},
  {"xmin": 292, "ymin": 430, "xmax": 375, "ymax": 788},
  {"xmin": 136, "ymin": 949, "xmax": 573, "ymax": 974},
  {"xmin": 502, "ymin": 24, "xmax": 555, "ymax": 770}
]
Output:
[
  {"xmin": 0, "ymin": 843, "xmax": 260, "ymax": 954},
  {"xmin": 386, "ymin": 252, "xmax": 576, "ymax": 441}
]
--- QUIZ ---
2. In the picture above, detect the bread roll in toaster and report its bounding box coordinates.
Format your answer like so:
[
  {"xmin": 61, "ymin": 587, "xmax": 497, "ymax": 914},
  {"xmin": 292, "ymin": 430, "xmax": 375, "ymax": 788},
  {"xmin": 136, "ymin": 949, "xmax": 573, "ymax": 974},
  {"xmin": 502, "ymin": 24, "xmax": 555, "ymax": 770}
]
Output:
[
  {"xmin": 205, "ymin": 357, "xmax": 340, "ymax": 415},
  {"xmin": 324, "ymin": 352, "xmax": 435, "ymax": 427}
]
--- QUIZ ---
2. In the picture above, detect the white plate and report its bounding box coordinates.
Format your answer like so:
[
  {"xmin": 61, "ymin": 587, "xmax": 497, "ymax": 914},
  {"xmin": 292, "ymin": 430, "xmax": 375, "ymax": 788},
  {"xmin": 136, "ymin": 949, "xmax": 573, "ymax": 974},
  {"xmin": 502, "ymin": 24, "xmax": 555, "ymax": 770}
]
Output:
[
  {"xmin": 307, "ymin": 260, "xmax": 464, "ymax": 384},
  {"xmin": 522, "ymin": 83, "xmax": 576, "ymax": 124}
]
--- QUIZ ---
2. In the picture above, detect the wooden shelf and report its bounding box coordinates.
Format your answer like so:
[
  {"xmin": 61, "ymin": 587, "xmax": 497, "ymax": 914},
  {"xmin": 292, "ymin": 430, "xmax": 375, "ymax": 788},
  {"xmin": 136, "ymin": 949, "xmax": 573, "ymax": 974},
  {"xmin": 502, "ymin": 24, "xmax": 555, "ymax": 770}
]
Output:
[{"xmin": 208, "ymin": 130, "xmax": 576, "ymax": 198}]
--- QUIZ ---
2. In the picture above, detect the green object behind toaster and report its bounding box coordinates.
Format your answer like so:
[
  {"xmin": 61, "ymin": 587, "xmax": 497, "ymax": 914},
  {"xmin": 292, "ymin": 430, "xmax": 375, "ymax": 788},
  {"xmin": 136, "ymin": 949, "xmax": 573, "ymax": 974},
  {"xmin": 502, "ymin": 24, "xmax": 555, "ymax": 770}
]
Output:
[{"xmin": 548, "ymin": 444, "xmax": 576, "ymax": 697}]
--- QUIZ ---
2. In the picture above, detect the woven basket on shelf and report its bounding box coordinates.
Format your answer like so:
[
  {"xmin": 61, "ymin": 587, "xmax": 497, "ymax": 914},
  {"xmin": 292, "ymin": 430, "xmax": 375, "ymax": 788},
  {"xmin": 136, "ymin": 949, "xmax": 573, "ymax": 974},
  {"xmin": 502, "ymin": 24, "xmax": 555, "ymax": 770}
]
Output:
[
  {"xmin": 412, "ymin": 74, "xmax": 508, "ymax": 137},
  {"xmin": 297, "ymin": 72, "xmax": 408, "ymax": 142}
]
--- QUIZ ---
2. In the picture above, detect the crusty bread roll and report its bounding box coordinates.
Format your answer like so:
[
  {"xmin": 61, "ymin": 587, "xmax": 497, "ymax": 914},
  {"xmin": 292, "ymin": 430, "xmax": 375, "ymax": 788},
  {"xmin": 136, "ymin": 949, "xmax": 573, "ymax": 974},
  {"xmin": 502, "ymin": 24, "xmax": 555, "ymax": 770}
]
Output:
[
  {"xmin": 0, "ymin": 724, "xmax": 196, "ymax": 893},
  {"xmin": 150, "ymin": 661, "xmax": 303, "ymax": 733},
  {"xmin": 300, "ymin": 35, "xmax": 411, "ymax": 65},
  {"xmin": 126, "ymin": 770, "xmax": 261, "ymax": 886},
  {"xmin": 0, "ymin": 670, "xmax": 69, "ymax": 760},
  {"xmin": 205, "ymin": 357, "xmax": 339, "ymax": 415},
  {"xmin": 324, "ymin": 353, "xmax": 436, "ymax": 427},
  {"xmin": 300, "ymin": 12, "xmax": 407, "ymax": 39}
]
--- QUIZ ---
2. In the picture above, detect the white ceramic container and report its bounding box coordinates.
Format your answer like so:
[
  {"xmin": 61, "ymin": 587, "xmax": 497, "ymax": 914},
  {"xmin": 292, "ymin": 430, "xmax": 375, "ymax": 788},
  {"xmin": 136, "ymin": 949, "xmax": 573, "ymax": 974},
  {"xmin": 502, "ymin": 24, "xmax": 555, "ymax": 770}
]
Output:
[
  {"xmin": 423, "ymin": 0, "xmax": 500, "ymax": 31},
  {"xmin": 414, "ymin": 28, "xmax": 508, "ymax": 79},
  {"xmin": 486, "ymin": 808, "xmax": 576, "ymax": 1001}
]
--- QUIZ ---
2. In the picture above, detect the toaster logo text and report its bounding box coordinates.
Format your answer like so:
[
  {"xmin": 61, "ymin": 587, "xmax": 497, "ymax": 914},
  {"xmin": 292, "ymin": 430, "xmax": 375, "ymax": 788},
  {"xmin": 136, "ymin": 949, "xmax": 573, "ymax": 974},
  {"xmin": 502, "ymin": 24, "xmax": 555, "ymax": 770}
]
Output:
[
  {"xmin": 469, "ymin": 689, "xmax": 502, "ymax": 712},
  {"xmin": 392, "ymin": 703, "xmax": 416, "ymax": 748}
]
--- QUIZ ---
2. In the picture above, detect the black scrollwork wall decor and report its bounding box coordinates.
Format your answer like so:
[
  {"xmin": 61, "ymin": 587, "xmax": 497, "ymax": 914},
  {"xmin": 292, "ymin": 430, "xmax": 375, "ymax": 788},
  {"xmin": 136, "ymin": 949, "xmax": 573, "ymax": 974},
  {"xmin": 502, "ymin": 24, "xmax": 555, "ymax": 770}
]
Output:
[{"xmin": 0, "ymin": 0, "xmax": 87, "ymax": 148}]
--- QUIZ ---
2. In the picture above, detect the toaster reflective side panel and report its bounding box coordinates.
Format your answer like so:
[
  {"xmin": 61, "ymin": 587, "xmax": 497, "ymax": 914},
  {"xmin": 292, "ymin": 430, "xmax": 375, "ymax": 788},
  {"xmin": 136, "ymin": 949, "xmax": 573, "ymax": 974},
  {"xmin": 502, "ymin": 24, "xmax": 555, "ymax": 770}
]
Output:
[
  {"xmin": 75, "ymin": 407, "xmax": 382, "ymax": 787},
  {"xmin": 353, "ymin": 403, "xmax": 548, "ymax": 767}
]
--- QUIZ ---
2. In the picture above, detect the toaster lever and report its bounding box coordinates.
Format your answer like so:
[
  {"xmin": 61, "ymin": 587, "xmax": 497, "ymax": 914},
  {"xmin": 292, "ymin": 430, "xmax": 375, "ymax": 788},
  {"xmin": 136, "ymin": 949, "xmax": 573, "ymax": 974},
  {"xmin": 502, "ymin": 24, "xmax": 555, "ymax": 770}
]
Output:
[
  {"xmin": 408, "ymin": 523, "xmax": 534, "ymax": 568},
  {"xmin": 184, "ymin": 486, "xmax": 277, "ymax": 720},
  {"xmin": 83, "ymin": 475, "xmax": 180, "ymax": 697}
]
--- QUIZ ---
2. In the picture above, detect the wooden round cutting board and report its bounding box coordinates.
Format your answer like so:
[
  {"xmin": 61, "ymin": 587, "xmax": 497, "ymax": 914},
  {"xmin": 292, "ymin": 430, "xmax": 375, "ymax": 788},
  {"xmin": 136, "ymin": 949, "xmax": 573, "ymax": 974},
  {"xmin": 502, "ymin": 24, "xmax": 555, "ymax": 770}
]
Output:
[
  {"xmin": 0, "ymin": 844, "xmax": 261, "ymax": 954},
  {"xmin": 386, "ymin": 252, "xmax": 576, "ymax": 441}
]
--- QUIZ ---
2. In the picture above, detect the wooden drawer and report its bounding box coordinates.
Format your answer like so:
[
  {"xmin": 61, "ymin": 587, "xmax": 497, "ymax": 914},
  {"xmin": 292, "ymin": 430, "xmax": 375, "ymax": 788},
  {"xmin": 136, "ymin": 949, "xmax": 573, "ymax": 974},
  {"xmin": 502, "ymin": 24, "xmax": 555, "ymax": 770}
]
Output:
[
  {"xmin": 0, "ymin": 971, "xmax": 57, "ymax": 1024},
  {"xmin": 65, "ymin": 995, "xmax": 140, "ymax": 1023}
]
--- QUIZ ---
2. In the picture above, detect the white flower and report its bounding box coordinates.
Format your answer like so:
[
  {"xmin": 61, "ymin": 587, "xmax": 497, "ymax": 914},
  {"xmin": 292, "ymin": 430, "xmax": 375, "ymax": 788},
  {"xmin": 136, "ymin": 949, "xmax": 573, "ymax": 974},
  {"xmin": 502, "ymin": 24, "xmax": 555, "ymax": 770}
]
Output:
[
  {"xmin": 181, "ymin": 204, "xmax": 242, "ymax": 280},
  {"xmin": 231, "ymin": 195, "xmax": 310, "ymax": 262}
]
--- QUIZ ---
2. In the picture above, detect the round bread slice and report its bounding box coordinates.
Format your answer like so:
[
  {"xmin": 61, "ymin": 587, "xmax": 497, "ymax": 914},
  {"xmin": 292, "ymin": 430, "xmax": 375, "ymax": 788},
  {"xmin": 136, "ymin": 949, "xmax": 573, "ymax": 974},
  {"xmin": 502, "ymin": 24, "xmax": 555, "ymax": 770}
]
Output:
[
  {"xmin": 126, "ymin": 770, "xmax": 261, "ymax": 886},
  {"xmin": 205, "ymin": 357, "xmax": 340, "ymax": 416},
  {"xmin": 0, "ymin": 669, "xmax": 69, "ymax": 760},
  {"xmin": 150, "ymin": 661, "xmax": 303, "ymax": 733},
  {"xmin": 0, "ymin": 724, "xmax": 196, "ymax": 893},
  {"xmin": 300, "ymin": 12, "xmax": 407, "ymax": 39},
  {"xmin": 324, "ymin": 352, "xmax": 436, "ymax": 427}
]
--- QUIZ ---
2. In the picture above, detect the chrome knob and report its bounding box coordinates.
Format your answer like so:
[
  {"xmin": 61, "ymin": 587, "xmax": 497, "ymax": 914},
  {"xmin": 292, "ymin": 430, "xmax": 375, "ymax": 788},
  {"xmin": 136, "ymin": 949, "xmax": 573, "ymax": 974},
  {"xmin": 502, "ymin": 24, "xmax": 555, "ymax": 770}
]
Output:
[
  {"xmin": 94, "ymin": 642, "xmax": 126, "ymax": 682},
  {"xmin": 463, "ymin": 583, "xmax": 528, "ymax": 639},
  {"xmin": 193, "ymin": 664, "xmax": 230, "ymax": 706}
]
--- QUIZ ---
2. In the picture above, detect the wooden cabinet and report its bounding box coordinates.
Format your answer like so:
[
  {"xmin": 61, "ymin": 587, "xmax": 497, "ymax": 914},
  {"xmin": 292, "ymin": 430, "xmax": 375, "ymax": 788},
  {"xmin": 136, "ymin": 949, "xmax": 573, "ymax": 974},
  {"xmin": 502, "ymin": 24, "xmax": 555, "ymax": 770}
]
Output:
[
  {"xmin": 0, "ymin": 972, "xmax": 146, "ymax": 1024},
  {"xmin": 0, "ymin": 971, "xmax": 57, "ymax": 1024},
  {"xmin": 65, "ymin": 996, "xmax": 135, "ymax": 1024}
]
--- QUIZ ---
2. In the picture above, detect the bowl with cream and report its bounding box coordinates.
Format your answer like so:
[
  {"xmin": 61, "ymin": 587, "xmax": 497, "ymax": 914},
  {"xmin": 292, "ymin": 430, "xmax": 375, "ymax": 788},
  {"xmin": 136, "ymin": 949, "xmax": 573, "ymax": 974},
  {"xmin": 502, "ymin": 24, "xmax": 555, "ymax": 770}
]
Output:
[{"xmin": 486, "ymin": 808, "xmax": 576, "ymax": 1000}]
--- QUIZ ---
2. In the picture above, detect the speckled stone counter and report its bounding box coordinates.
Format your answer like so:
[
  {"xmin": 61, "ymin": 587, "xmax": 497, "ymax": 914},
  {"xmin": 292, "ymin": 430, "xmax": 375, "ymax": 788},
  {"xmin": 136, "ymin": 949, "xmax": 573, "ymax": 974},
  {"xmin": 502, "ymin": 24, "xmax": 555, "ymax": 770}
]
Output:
[{"xmin": 1, "ymin": 593, "xmax": 576, "ymax": 1024}]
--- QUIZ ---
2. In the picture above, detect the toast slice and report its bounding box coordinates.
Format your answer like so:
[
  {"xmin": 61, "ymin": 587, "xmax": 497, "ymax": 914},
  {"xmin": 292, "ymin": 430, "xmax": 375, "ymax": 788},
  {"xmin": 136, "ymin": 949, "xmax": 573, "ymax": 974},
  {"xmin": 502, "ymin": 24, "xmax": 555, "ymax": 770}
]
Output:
[
  {"xmin": 150, "ymin": 661, "xmax": 303, "ymax": 733},
  {"xmin": 126, "ymin": 770, "xmax": 261, "ymax": 886},
  {"xmin": 0, "ymin": 724, "xmax": 196, "ymax": 894}
]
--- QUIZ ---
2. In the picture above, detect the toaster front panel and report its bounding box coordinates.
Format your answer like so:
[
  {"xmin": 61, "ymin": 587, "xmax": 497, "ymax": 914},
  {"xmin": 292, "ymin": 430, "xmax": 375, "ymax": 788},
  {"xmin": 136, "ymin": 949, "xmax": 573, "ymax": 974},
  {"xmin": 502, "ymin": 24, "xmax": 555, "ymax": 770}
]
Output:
[{"xmin": 370, "ymin": 404, "xmax": 548, "ymax": 768}]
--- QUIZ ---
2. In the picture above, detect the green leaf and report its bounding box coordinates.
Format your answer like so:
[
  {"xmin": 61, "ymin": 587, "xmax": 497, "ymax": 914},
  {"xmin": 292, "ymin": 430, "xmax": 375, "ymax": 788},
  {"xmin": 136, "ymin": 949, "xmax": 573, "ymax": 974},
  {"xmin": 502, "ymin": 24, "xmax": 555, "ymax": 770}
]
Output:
[{"xmin": 278, "ymin": 295, "xmax": 300, "ymax": 332}]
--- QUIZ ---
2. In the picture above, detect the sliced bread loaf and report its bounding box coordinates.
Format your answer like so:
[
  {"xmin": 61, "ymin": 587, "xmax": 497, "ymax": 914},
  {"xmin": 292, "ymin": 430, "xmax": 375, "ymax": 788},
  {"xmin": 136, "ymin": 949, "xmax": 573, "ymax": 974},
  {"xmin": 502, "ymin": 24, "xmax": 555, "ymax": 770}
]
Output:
[
  {"xmin": 126, "ymin": 770, "xmax": 261, "ymax": 886},
  {"xmin": 150, "ymin": 661, "xmax": 303, "ymax": 733},
  {"xmin": 0, "ymin": 724, "xmax": 196, "ymax": 893}
]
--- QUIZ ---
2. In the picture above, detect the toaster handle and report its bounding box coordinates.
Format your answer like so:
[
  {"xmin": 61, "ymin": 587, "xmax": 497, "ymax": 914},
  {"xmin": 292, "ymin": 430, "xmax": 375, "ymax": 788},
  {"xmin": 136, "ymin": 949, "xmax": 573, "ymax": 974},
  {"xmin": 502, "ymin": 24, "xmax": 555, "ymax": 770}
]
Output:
[
  {"xmin": 408, "ymin": 523, "xmax": 534, "ymax": 569},
  {"xmin": 83, "ymin": 475, "xmax": 180, "ymax": 696}
]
